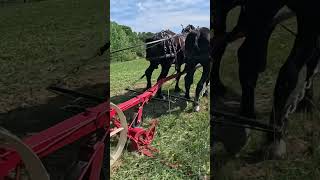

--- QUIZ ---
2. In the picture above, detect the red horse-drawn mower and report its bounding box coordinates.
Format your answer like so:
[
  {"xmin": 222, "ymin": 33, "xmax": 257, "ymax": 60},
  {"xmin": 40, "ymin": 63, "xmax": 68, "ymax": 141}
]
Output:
[
  {"xmin": 0, "ymin": 67, "xmax": 188, "ymax": 180},
  {"xmin": 0, "ymin": 31, "xmax": 202, "ymax": 178}
]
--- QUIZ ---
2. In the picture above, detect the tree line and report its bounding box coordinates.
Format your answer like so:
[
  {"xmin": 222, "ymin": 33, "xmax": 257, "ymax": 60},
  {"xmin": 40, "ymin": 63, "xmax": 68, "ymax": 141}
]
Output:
[{"xmin": 110, "ymin": 21, "xmax": 154, "ymax": 62}]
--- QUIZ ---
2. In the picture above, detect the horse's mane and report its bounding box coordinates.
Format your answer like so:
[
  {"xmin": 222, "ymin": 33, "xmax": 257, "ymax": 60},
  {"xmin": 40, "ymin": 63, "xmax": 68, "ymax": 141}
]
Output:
[
  {"xmin": 182, "ymin": 24, "xmax": 196, "ymax": 34},
  {"xmin": 150, "ymin": 29, "xmax": 176, "ymax": 41}
]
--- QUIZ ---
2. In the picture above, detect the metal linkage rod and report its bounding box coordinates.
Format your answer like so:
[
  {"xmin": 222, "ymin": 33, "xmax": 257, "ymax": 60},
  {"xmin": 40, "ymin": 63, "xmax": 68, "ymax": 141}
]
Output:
[
  {"xmin": 126, "ymin": 89, "xmax": 175, "ymax": 103},
  {"xmin": 212, "ymin": 110, "xmax": 281, "ymax": 134},
  {"xmin": 213, "ymin": 118, "xmax": 276, "ymax": 134},
  {"xmin": 125, "ymin": 88, "xmax": 195, "ymax": 103},
  {"xmin": 47, "ymin": 86, "xmax": 105, "ymax": 103},
  {"xmin": 110, "ymin": 34, "xmax": 183, "ymax": 54}
]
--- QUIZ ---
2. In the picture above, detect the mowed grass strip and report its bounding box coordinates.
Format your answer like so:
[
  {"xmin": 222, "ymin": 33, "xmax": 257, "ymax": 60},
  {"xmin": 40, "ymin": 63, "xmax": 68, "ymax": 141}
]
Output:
[{"xmin": 110, "ymin": 59, "xmax": 210, "ymax": 179}]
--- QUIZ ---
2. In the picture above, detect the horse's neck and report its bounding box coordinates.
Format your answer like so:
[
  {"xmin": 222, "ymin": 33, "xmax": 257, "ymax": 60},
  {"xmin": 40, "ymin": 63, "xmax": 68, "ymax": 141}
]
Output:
[{"xmin": 175, "ymin": 36, "xmax": 186, "ymax": 53}]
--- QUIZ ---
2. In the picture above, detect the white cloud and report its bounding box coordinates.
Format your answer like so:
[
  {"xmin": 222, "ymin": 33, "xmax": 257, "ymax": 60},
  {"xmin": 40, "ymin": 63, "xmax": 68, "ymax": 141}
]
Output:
[
  {"xmin": 111, "ymin": 0, "xmax": 209, "ymax": 33},
  {"xmin": 137, "ymin": 2, "xmax": 145, "ymax": 11}
]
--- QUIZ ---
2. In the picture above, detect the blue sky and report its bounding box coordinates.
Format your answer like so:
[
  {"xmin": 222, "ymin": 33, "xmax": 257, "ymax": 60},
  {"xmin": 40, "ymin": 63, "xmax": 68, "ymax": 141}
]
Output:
[{"xmin": 110, "ymin": 0, "xmax": 210, "ymax": 33}]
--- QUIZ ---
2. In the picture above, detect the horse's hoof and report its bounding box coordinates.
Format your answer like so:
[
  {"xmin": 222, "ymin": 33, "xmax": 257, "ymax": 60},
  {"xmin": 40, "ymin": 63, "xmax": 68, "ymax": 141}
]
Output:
[
  {"xmin": 245, "ymin": 128, "xmax": 251, "ymax": 138},
  {"xmin": 214, "ymin": 125, "xmax": 248, "ymax": 155},
  {"xmin": 194, "ymin": 105, "xmax": 200, "ymax": 112},
  {"xmin": 156, "ymin": 94, "xmax": 166, "ymax": 100},
  {"xmin": 144, "ymin": 86, "xmax": 151, "ymax": 91},
  {"xmin": 296, "ymin": 99, "xmax": 313, "ymax": 113},
  {"xmin": 273, "ymin": 139, "xmax": 287, "ymax": 159},
  {"xmin": 184, "ymin": 94, "xmax": 191, "ymax": 99},
  {"xmin": 174, "ymin": 87, "xmax": 182, "ymax": 93},
  {"xmin": 265, "ymin": 139, "xmax": 287, "ymax": 160}
]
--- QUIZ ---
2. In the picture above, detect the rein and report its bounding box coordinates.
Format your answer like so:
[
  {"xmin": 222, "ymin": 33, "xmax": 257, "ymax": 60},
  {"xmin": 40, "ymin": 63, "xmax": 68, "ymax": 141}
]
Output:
[{"xmin": 110, "ymin": 34, "xmax": 184, "ymax": 54}]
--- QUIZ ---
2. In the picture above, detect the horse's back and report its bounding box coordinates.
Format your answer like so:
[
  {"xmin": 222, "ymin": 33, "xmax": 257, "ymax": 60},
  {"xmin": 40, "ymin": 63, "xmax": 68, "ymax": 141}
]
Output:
[{"xmin": 145, "ymin": 29, "xmax": 183, "ymax": 63}]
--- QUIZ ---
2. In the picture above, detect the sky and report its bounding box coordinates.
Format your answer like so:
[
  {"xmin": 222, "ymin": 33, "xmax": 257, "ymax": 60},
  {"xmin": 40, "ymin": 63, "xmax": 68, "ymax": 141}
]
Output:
[{"xmin": 110, "ymin": 0, "xmax": 210, "ymax": 33}]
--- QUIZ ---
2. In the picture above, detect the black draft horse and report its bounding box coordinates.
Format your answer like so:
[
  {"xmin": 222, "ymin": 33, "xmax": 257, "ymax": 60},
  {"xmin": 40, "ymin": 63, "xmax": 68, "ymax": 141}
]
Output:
[
  {"xmin": 212, "ymin": 0, "xmax": 318, "ymax": 112},
  {"xmin": 214, "ymin": 0, "xmax": 320, "ymax": 159},
  {"xmin": 184, "ymin": 27, "xmax": 211, "ymax": 112},
  {"xmin": 144, "ymin": 25, "xmax": 195, "ymax": 98}
]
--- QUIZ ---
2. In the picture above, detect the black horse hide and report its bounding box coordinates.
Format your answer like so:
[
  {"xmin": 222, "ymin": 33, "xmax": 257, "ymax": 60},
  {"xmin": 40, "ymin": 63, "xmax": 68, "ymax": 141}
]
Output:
[
  {"xmin": 185, "ymin": 27, "xmax": 210, "ymax": 63},
  {"xmin": 145, "ymin": 30, "xmax": 179, "ymax": 64}
]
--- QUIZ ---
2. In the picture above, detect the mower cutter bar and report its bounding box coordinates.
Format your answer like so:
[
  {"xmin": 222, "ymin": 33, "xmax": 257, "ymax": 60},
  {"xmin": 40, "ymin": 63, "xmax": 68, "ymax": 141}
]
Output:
[{"xmin": 125, "ymin": 88, "xmax": 189, "ymax": 103}]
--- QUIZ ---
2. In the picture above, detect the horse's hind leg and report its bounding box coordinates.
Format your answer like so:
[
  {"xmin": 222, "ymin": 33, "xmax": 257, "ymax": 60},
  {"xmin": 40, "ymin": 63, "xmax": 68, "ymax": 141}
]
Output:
[
  {"xmin": 174, "ymin": 64, "xmax": 182, "ymax": 92},
  {"xmin": 184, "ymin": 63, "xmax": 196, "ymax": 99},
  {"xmin": 194, "ymin": 63, "xmax": 210, "ymax": 112},
  {"xmin": 269, "ymin": 24, "xmax": 317, "ymax": 159},
  {"xmin": 203, "ymin": 79, "xmax": 210, "ymax": 97},
  {"xmin": 234, "ymin": 0, "xmax": 282, "ymax": 156},
  {"xmin": 211, "ymin": 1, "xmax": 228, "ymax": 97},
  {"xmin": 211, "ymin": 42, "xmax": 227, "ymax": 97},
  {"xmin": 145, "ymin": 61, "xmax": 158, "ymax": 90},
  {"xmin": 238, "ymin": 39, "xmax": 264, "ymax": 119},
  {"xmin": 296, "ymin": 49, "xmax": 320, "ymax": 112},
  {"xmin": 155, "ymin": 62, "xmax": 171, "ymax": 99}
]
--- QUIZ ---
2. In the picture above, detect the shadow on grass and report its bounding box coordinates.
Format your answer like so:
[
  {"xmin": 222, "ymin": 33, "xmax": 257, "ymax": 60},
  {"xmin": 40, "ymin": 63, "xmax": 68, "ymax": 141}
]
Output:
[
  {"xmin": 110, "ymin": 87, "xmax": 188, "ymax": 122},
  {"xmin": 0, "ymin": 83, "xmax": 107, "ymax": 136}
]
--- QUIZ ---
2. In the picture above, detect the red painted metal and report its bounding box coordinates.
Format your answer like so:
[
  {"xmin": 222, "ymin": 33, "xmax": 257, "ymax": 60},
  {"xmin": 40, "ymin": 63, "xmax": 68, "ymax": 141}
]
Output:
[
  {"xmin": 110, "ymin": 73, "xmax": 179, "ymax": 117},
  {"xmin": 0, "ymin": 102, "xmax": 108, "ymax": 178},
  {"xmin": 0, "ymin": 70, "xmax": 184, "ymax": 179},
  {"xmin": 110, "ymin": 72, "xmax": 181, "ymax": 156},
  {"xmin": 127, "ymin": 119, "xmax": 159, "ymax": 157},
  {"xmin": 77, "ymin": 142, "xmax": 105, "ymax": 180}
]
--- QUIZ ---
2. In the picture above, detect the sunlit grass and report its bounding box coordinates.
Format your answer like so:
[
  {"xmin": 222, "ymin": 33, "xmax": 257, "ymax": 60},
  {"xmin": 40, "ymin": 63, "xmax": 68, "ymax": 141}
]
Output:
[{"xmin": 110, "ymin": 59, "xmax": 210, "ymax": 179}]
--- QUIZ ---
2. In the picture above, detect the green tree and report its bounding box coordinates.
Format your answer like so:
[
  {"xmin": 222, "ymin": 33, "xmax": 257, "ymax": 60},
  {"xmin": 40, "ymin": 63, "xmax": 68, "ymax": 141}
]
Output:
[{"xmin": 110, "ymin": 21, "xmax": 147, "ymax": 62}]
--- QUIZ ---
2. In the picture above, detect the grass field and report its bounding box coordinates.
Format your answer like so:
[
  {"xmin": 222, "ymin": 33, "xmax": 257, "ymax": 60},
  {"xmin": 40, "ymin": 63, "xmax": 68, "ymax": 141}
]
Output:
[
  {"xmin": 110, "ymin": 59, "xmax": 210, "ymax": 179},
  {"xmin": 0, "ymin": 0, "xmax": 106, "ymax": 113},
  {"xmin": 214, "ymin": 7, "xmax": 320, "ymax": 180}
]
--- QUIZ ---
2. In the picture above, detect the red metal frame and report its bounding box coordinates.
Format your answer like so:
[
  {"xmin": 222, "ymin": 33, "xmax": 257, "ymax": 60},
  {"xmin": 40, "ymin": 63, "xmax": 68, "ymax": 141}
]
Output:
[
  {"xmin": 0, "ymin": 102, "xmax": 108, "ymax": 179},
  {"xmin": 110, "ymin": 73, "xmax": 181, "ymax": 157},
  {"xmin": 0, "ymin": 71, "xmax": 182, "ymax": 180}
]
